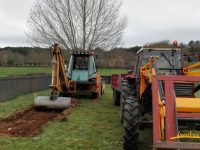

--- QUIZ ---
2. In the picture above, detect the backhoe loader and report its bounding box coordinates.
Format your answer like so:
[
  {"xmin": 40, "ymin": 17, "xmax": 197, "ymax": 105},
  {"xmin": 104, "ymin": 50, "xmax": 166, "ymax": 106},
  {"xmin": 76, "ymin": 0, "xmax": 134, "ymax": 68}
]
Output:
[
  {"xmin": 115, "ymin": 42, "xmax": 200, "ymax": 149},
  {"xmin": 34, "ymin": 43, "xmax": 105, "ymax": 109}
]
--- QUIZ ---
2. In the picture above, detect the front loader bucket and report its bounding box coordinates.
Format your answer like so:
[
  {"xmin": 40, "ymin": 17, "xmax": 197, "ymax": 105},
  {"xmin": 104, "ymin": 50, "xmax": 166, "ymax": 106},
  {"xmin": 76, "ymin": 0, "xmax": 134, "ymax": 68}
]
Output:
[{"xmin": 34, "ymin": 96, "xmax": 71, "ymax": 109}]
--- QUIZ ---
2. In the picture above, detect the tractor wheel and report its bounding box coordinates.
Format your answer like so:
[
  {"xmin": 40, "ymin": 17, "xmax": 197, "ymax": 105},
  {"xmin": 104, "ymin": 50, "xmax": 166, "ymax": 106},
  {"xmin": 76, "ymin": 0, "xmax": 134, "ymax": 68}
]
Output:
[
  {"xmin": 120, "ymin": 79, "xmax": 136, "ymax": 123},
  {"xmin": 92, "ymin": 92, "xmax": 100, "ymax": 99},
  {"xmin": 101, "ymin": 86, "xmax": 105, "ymax": 95},
  {"xmin": 101, "ymin": 81, "xmax": 105, "ymax": 95},
  {"xmin": 123, "ymin": 96, "xmax": 139, "ymax": 150},
  {"xmin": 119, "ymin": 95, "xmax": 124, "ymax": 123},
  {"xmin": 113, "ymin": 90, "xmax": 120, "ymax": 106},
  {"xmin": 121, "ymin": 79, "xmax": 135, "ymax": 97}
]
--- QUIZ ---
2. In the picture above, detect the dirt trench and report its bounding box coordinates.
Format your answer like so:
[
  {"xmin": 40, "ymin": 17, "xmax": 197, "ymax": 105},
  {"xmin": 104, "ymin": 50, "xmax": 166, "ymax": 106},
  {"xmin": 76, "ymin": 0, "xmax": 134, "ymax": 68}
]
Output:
[{"xmin": 0, "ymin": 99, "xmax": 79, "ymax": 137}]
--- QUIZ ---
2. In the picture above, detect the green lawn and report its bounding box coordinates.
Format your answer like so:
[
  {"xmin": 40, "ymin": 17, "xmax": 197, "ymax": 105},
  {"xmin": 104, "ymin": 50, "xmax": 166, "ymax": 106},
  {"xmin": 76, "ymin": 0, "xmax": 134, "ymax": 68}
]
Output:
[
  {"xmin": 0, "ymin": 90, "xmax": 49, "ymax": 118},
  {"xmin": 0, "ymin": 67, "xmax": 51, "ymax": 77},
  {"xmin": 0, "ymin": 67, "xmax": 127, "ymax": 77},
  {"xmin": 98, "ymin": 68, "xmax": 127, "ymax": 76},
  {"xmin": 0, "ymin": 84, "xmax": 152, "ymax": 150},
  {"xmin": 0, "ymin": 85, "xmax": 124, "ymax": 150}
]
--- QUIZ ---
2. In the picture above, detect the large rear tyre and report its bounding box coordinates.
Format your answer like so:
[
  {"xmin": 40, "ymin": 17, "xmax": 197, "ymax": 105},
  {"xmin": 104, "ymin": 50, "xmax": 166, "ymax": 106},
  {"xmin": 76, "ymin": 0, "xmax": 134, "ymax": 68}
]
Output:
[
  {"xmin": 121, "ymin": 79, "xmax": 135, "ymax": 98},
  {"xmin": 119, "ymin": 96, "xmax": 124, "ymax": 123},
  {"xmin": 92, "ymin": 92, "xmax": 100, "ymax": 99},
  {"xmin": 120, "ymin": 79, "xmax": 136, "ymax": 123},
  {"xmin": 113, "ymin": 90, "xmax": 120, "ymax": 106},
  {"xmin": 101, "ymin": 88, "xmax": 104, "ymax": 95},
  {"xmin": 101, "ymin": 80, "xmax": 105, "ymax": 95},
  {"xmin": 123, "ymin": 96, "xmax": 139, "ymax": 150}
]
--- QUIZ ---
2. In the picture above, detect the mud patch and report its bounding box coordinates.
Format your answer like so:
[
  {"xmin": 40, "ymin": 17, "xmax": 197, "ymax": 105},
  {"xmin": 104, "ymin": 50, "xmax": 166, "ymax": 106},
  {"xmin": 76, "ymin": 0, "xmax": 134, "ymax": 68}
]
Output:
[{"xmin": 0, "ymin": 99, "xmax": 80, "ymax": 137}]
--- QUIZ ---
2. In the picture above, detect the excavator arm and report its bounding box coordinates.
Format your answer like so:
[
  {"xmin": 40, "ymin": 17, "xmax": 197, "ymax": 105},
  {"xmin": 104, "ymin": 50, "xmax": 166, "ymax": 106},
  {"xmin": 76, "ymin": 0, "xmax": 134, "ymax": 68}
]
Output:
[
  {"xmin": 34, "ymin": 44, "xmax": 71, "ymax": 109},
  {"xmin": 140, "ymin": 57, "xmax": 166, "ymax": 140},
  {"xmin": 183, "ymin": 62, "xmax": 200, "ymax": 76},
  {"xmin": 49, "ymin": 43, "xmax": 69, "ymax": 99},
  {"xmin": 183, "ymin": 53, "xmax": 200, "ymax": 76}
]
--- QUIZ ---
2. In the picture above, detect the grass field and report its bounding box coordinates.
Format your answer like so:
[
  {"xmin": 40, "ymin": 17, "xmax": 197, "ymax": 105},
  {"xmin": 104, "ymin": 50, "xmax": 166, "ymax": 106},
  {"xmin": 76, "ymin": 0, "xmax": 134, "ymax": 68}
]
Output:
[
  {"xmin": 98, "ymin": 68, "xmax": 127, "ymax": 76},
  {"xmin": 0, "ymin": 85, "xmax": 124, "ymax": 150},
  {"xmin": 0, "ymin": 84, "xmax": 153, "ymax": 150},
  {"xmin": 0, "ymin": 67, "xmax": 51, "ymax": 77},
  {"xmin": 0, "ymin": 67, "xmax": 127, "ymax": 77}
]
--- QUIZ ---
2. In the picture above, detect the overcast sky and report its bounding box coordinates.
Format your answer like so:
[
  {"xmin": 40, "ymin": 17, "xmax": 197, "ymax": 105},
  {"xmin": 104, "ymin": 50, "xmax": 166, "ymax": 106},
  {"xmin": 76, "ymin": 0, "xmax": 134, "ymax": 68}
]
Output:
[{"xmin": 0, "ymin": 0, "xmax": 200, "ymax": 47}]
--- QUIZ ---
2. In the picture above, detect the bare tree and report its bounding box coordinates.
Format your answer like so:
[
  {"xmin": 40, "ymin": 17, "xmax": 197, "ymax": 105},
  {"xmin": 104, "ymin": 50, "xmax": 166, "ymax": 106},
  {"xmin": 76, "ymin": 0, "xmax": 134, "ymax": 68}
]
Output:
[{"xmin": 27, "ymin": 0, "xmax": 127, "ymax": 50}]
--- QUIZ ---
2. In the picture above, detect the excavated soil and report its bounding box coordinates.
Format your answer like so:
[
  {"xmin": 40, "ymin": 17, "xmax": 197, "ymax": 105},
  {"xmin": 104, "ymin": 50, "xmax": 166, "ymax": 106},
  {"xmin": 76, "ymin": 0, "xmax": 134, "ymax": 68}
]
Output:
[{"xmin": 0, "ymin": 99, "xmax": 80, "ymax": 137}]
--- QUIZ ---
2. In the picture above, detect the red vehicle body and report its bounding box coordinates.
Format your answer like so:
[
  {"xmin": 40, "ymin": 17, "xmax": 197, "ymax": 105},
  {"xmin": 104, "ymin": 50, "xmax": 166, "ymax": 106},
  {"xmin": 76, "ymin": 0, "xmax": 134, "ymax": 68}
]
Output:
[{"xmin": 111, "ymin": 74, "xmax": 127, "ymax": 105}]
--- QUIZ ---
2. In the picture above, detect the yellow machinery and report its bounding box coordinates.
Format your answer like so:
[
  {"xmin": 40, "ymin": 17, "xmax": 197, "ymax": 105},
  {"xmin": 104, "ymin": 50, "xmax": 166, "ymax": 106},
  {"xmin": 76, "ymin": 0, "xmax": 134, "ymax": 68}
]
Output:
[
  {"xmin": 120, "ymin": 43, "xmax": 200, "ymax": 149},
  {"xmin": 34, "ymin": 43, "xmax": 105, "ymax": 109}
]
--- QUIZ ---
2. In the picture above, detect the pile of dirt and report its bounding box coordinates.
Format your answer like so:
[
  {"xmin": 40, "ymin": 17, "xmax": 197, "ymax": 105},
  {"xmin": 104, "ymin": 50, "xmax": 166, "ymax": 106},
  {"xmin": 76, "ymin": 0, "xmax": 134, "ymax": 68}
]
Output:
[{"xmin": 0, "ymin": 99, "xmax": 80, "ymax": 137}]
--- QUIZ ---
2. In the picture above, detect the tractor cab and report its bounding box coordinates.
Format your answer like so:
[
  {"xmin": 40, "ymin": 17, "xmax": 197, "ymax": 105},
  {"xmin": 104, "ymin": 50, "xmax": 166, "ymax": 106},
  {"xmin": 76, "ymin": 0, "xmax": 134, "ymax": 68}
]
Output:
[
  {"xmin": 67, "ymin": 51, "xmax": 97, "ymax": 81},
  {"xmin": 183, "ymin": 53, "xmax": 200, "ymax": 66},
  {"xmin": 134, "ymin": 44, "xmax": 183, "ymax": 75},
  {"xmin": 67, "ymin": 51, "xmax": 103, "ymax": 98}
]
